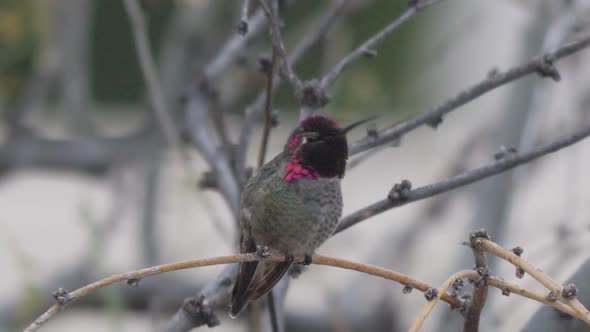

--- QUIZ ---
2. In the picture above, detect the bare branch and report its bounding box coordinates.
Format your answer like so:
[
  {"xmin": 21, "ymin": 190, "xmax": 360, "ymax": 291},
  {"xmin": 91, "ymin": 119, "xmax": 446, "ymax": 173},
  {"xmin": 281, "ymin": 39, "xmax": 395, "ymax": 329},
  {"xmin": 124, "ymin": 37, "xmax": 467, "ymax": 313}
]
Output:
[
  {"xmin": 314, "ymin": 256, "xmax": 462, "ymax": 308},
  {"xmin": 23, "ymin": 254, "xmax": 462, "ymax": 331},
  {"xmin": 257, "ymin": 26, "xmax": 278, "ymax": 168},
  {"xmin": 258, "ymin": 0, "xmax": 303, "ymax": 91},
  {"xmin": 336, "ymin": 122, "xmax": 590, "ymax": 233},
  {"xmin": 123, "ymin": 0, "xmax": 184, "ymax": 156},
  {"xmin": 350, "ymin": 34, "xmax": 590, "ymax": 156},
  {"xmin": 479, "ymin": 239, "xmax": 590, "ymax": 325},
  {"xmin": 204, "ymin": 8, "xmax": 268, "ymax": 81},
  {"xmin": 319, "ymin": 0, "xmax": 447, "ymax": 90},
  {"xmin": 185, "ymin": 91, "xmax": 241, "ymax": 214}
]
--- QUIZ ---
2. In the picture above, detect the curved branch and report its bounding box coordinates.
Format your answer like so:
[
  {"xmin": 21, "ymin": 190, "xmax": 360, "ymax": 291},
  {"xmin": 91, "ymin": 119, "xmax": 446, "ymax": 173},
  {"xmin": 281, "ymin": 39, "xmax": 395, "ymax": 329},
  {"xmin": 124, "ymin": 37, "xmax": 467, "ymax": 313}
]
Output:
[
  {"xmin": 486, "ymin": 277, "xmax": 577, "ymax": 318},
  {"xmin": 479, "ymin": 239, "xmax": 590, "ymax": 325},
  {"xmin": 409, "ymin": 270, "xmax": 476, "ymax": 332},
  {"xmin": 23, "ymin": 254, "xmax": 460, "ymax": 332}
]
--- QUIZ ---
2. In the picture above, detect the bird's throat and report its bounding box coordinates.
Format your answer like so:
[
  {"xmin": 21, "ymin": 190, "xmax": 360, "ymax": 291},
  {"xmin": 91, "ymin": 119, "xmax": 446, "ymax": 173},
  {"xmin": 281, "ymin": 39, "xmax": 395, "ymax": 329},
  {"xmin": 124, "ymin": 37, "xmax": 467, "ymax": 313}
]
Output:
[{"xmin": 284, "ymin": 158, "xmax": 319, "ymax": 182}]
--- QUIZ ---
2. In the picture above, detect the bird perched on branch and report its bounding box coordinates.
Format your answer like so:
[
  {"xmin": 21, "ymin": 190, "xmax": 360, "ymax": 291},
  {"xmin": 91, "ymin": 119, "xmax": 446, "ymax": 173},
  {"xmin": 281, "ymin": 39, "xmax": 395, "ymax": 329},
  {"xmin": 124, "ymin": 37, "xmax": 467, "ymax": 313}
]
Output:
[{"xmin": 230, "ymin": 115, "xmax": 374, "ymax": 317}]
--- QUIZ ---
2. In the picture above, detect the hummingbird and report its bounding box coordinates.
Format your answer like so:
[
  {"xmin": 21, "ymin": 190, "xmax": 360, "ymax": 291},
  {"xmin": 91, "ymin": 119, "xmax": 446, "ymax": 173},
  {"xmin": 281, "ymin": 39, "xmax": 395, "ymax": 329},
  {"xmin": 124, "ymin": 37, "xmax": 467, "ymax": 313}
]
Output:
[{"xmin": 229, "ymin": 114, "xmax": 373, "ymax": 318}]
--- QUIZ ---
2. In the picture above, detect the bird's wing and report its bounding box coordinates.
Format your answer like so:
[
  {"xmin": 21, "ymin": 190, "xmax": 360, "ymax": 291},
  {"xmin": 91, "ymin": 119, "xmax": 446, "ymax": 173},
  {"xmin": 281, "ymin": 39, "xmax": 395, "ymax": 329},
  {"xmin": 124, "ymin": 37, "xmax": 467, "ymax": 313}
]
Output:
[{"xmin": 230, "ymin": 153, "xmax": 288, "ymax": 318}]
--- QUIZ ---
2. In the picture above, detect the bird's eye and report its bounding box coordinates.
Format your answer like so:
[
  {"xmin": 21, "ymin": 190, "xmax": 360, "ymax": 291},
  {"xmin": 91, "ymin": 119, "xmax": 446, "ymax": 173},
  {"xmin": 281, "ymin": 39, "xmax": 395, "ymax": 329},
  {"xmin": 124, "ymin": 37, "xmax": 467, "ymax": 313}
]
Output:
[{"xmin": 301, "ymin": 133, "xmax": 319, "ymax": 144}]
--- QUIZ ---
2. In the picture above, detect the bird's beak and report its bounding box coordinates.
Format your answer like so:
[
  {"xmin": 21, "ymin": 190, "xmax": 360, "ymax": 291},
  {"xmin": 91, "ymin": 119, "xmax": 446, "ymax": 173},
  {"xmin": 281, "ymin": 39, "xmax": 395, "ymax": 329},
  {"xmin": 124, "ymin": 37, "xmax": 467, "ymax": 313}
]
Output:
[{"xmin": 340, "ymin": 115, "xmax": 378, "ymax": 135}]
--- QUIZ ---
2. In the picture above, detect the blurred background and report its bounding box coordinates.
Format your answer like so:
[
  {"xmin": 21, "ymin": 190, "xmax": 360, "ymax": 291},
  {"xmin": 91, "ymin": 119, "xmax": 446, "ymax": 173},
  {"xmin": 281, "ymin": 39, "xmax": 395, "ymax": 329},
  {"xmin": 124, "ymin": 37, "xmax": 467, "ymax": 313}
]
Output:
[{"xmin": 1, "ymin": 0, "xmax": 590, "ymax": 331}]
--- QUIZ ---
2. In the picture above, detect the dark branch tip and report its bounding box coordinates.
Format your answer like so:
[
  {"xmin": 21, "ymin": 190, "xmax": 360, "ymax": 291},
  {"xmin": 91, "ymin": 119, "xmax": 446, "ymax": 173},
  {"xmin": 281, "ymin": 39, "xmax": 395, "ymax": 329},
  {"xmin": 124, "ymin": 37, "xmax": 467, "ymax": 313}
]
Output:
[
  {"xmin": 258, "ymin": 54, "xmax": 273, "ymax": 75},
  {"xmin": 501, "ymin": 287, "xmax": 511, "ymax": 296},
  {"xmin": 494, "ymin": 145, "xmax": 518, "ymax": 160},
  {"xmin": 402, "ymin": 285, "xmax": 413, "ymax": 294},
  {"xmin": 562, "ymin": 284, "xmax": 578, "ymax": 299},
  {"xmin": 388, "ymin": 179, "xmax": 412, "ymax": 202},
  {"xmin": 296, "ymin": 80, "xmax": 330, "ymax": 109},
  {"xmin": 424, "ymin": 288, "xmax": 439, "ymax": 301},
  {"xmin": 362, "ymin": 48, "xmax": 378, "ymax": 58},
  {"xmin": 52, "ymin": 288, "xmax": 73, "ymax": 305},
  {"xmin": 469, "ymin": 229, "xmax": 491, "ymax": 241},
  {"xmin": 182, "ymin": 295, "xmax": 220, "ymax": 327},
  {"xmin": 426, "ymin": 114, "xmax": 443, "ymax": 129},
  {"xmin": 487, "ymin": 67, "xmax": 500, "ymax": 78},
  {"xmin": 197, "ymin": 79, "xmax": 219, "ymax": 100},
  {"xmin": 511, "ymin": 246, "xmax": 524, "ymax": 257},
  {"xmin": 271, "ymin": 110, "xmax": 280, "ymax": 127},
  {"xmin": 237, "ymin": 21, "xmax": 249, "ymax": 35},
  {"xmin": 474, "ymin": 267, "xmax": 490, "ymax": 287},
  {"xmin": 198, "ymin": 171, "xmax": 217, "ymax": 189},
  {"xmin": 366, "ymin": 125, "xmax": 379, "ymax": 139},
  {"xmin": 126, "ymin": 277, "xmax": 142, "ymax": 288},
  {"xmin": 536, "ymin": 55, "xmax": 561, "ymax": 82}
]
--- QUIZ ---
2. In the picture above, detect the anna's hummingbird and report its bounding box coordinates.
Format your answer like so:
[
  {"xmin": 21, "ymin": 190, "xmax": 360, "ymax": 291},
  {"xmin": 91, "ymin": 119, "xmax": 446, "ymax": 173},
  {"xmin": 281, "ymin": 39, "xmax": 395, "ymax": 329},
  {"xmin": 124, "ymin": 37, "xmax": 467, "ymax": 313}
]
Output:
[{"xmin": 229, "ymin": 115, "xmax": 372, "ymax": 317}]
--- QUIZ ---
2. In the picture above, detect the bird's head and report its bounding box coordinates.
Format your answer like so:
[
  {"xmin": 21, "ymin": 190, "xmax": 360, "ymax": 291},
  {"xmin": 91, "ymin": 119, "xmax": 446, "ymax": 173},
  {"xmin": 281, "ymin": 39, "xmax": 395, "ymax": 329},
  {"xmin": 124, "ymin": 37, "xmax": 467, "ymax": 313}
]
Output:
[{"xmin": 283, "ymin": 115, "xmax": 374, "ymax": 182}]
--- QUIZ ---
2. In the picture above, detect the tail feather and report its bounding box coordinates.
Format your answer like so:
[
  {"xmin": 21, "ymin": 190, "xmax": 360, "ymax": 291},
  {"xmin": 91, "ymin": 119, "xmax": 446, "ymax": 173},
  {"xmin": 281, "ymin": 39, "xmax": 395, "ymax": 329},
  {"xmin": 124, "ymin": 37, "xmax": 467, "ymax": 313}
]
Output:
[
  {"xmin": 229, "ymin": 261, "xmax": 293, "ymax": 318},
  {"xmin": 230, "ymin": 260, "xmax": 259, "ymax": 318}
]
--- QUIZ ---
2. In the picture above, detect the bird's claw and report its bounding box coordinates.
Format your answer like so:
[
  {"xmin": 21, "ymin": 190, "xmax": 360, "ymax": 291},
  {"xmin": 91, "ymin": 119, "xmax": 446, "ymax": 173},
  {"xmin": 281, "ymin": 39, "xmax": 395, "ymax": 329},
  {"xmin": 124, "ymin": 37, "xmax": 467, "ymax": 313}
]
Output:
[
  {"xmin": 256, "ymin": 245, "xmax": 270, "ymax": 258},
  {"xmin": 303, "ymin": 255, "xmax": 313, "ymax": 265}
]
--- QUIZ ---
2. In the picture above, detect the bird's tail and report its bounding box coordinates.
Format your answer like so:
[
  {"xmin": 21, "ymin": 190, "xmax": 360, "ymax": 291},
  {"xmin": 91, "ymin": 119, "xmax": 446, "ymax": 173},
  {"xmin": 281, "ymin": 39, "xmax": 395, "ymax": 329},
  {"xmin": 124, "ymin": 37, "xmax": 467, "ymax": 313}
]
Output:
[{"xmin": 229, "ymin": 260, "xmax": 293, "ymax": 318}]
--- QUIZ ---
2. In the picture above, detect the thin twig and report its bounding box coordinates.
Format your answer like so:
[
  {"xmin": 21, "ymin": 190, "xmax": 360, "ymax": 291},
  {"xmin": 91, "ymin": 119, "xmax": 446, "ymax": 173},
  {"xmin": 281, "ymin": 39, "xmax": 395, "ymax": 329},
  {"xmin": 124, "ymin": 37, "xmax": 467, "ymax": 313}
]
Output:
[
  {"xmin": 479, "ymin": 239, "xmax": 590, "ymax": 325},
  {"xmin": 486, "ymin": 276, "xmax": 577, "ymax": 318},
  {"xmin": 319, "ymin": 0, "xmax": 447, "ymax": 90},
  {"xmin": 350, "ymin": 34, "xmax": 590, "ymax": 156},
  {"xmin": 258, "ymin": 0, "xmax": 303, "ymax": 91},
  {"xmin": 408, "ymin": 270, "xmax": 474, "ymax": 332},
  {"xmin": 204, "ymin": 7, "xmax": 268, "ymax": 81},
  {"xmin": 257, "ymin": 20, "xmax": 278, "ymax": 168},
  {"xmin": 123, "ymin": 0, "xmax": 184, "ymax": 157},
  {"xmin": 336, "ymin": 122, "xmax": 590, "ymax": 233},
  {"xmin": 23, "ymin": 254, "xmax": 460, "ymax": 332},
  {"xmin": 313, "ymin": 256, "xmax": 462, "ymax": 308}
]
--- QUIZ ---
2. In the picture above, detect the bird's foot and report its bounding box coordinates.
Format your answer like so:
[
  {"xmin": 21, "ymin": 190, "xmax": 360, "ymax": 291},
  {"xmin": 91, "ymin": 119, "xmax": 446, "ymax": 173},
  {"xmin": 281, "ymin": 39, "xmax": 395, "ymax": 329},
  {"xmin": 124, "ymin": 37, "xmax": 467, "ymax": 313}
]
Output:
[
  {"xmin": 256, "ymin": 245, "xmax": 270, "ymax": 258},
  {"xmin": 303, "ymin": 255, "xmax": 313, "ymax": 266}
]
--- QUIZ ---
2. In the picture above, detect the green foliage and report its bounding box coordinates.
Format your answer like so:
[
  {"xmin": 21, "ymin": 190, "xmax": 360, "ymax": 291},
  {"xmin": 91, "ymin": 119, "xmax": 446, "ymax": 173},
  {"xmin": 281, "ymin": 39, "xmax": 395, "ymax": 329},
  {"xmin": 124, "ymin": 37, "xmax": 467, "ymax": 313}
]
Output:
[
  {"xmin": 0, "ymin": 0, "xmax": 39, "ymax": 102},
  {"xmin": 92, "ymin": 0, "xmax": 174, "ymax": 102}
]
